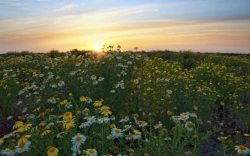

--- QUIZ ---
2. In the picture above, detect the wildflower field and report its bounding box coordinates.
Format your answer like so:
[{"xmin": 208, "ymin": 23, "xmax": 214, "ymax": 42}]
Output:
[{"xmin": 0, "ymin": 50, "xmax": 249, "ymax": 156}]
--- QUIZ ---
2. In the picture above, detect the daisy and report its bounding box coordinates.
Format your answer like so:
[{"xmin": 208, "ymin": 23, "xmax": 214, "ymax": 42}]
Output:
[
  {"xmin": 57, "ymin": 80, "xmax": 65, "ymax": 87},
  {"xmin": 15, "ymin": 137, "xmax": 31, "ymax": 153},
  {"xmin": 190, "ymin": 113, "xmax": 198, "ymax": 118},
  {"xmin": 0, "ymin": 148, "xmax": 16, "ymax": 156},
  {"xmin": 185, "ymin": 121, "xmax": 195, "ymax": 132},
  {"xmin": 133, "ymin": 130, "xmax": 142, "ymax": 140},
  {"xmin": 171, "ymin": 116, "xmax": 181, "ymax": 124},
  {"xmin": 180, "ymin": 112, "xmax": 190, "ymax": 121},
  {"xmin": 71, "ymin": 133, "xmax": 86, "ymax": 147},
  {"xmin": 86, "ymin": 149, "xmax": 97, "ymax": 156},
  {"xmin": 47, "ymin": 146, "xmax": 59, "ymax": 156},
  {"xmin": 84, "ymin": 116, "xmax": 96, "ymax": 124},
  {"xmin": 153, "ymin": 122, "xmax": 163, "ymax": 129},
  {"xmin": 125, "ymin": 133, "xmax": 133, "ymax": 140},
  {"xmin": 119, "ymin": 116, "xmax": 129, "ymax": 123},
  {"xmin": 97, "ymin": 117, "xmax": 110, "ymax": 124},
  {"xmin": 79, "ymin": 121, "xmax": 92, "ymax": 128},
  {"xmin": 111, "ymin": 128, "xmax": 123, "ymax": 138},
  {"xmin": 136, "ymin": 120, "xmax": 148, "ymax": 128},
  {"xmin": 235, "ymin": 145, "xmax": 250, "ymax": 155}
]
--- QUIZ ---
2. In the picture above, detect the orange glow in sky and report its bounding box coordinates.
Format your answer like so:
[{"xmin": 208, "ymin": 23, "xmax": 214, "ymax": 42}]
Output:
[{"xmin": 0, "ymin": 0, "xmax": 250, "ymax": 53}]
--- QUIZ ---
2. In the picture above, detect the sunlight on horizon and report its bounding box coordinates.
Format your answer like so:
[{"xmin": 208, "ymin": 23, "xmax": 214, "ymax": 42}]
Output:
[
  {"xmin": 92, "ymin": 43, "xmax": 103, "ymax": 53},
  {"xmin": 0, "ymin": 0, "xmax": 250, "ymax": 53}
]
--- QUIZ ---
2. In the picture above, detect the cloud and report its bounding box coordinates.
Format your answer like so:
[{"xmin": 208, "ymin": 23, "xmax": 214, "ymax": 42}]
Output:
[
  {"xmin": 0, "ymin": 0, "xmax": 24, "ymax": 6},
  {"xmin": 55, "ymin": 3, "xmax": 78, "ymax": 13},
  {"xmin": 0, "ymin": 0, "xmax": 250, "ymax": 53}
]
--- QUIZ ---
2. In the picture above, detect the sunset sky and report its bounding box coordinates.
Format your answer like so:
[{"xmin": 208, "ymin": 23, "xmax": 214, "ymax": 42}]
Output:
[{"xmin": 0, "ymin": 0, "xmax": 250, "ymax": 53}]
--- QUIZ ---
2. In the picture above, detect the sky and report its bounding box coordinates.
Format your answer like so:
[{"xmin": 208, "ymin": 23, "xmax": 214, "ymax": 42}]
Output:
[{"xmin": 0, "ymin": 0, "xmax": 250, "ymax": 53}]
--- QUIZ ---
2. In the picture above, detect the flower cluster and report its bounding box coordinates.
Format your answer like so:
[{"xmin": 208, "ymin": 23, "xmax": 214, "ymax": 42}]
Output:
[
  {"xmin": 171, "ymin": 112, "xmax": 198, "ymax": 131},
  {"xmin": 0, "ymin": 51, "xmax": 249, "ymax": 156}
]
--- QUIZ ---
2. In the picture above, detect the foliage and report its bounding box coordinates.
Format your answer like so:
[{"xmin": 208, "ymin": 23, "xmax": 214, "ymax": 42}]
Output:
[{"xmin": 0, "ymin": 51, "xmax": 249, "ymax": 155}]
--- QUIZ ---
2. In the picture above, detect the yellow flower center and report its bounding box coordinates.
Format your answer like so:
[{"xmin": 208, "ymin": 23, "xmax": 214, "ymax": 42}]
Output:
[
  {"xmin": 239, "ymin": 145, "xmax": 247, "ymax": 150},
  {"xmin": 19, "ymin": 141, "xmax": 26, "ymax": 148},
  {"xmin": 115, "ymin": 129, "xmax": 121, "ymax": 133},
  {"xmin": 75, "ymin": 136, "xmax": 82, "ymax": 142},
  {"xmin": 48, "ymin": 146, "xmax": 59, "ymax": 156},
  {"xmin": 87, "ymin": 149, "xmax": 95, "ymax": 154},
  {"xmin": 49, "ymin": 148, "xmax": 55, "ymax": 152}
]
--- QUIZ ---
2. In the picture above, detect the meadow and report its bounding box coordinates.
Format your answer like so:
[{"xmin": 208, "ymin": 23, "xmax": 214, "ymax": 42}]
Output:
[{"xmin": 0, "ymin": 50, "xmax": 249, "ymax": 156}]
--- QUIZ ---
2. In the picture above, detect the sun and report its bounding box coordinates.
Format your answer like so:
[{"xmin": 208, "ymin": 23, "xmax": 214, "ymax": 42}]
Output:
[{"xmin": 92, "ymin": 44, "xmax": 103, "ymax": 53}]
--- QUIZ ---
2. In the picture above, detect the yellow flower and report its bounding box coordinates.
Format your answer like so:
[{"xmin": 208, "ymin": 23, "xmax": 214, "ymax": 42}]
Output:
[
  {"xmin": 93, "ymin": 99, "xmax": 103, "ymax": 107},
  {"xmin": 16, "ymin": 124, "xmax": 32, "ymax": 133},
  {"xmin": 13, "ymin": 121, "xmax": 24, "ymax": 129},
  {"xmin": 16, "ymin": 135, "xmax": 31, "ymax": 153},
  {"xmin": 86, "ymin": 149, "xmax": 97, "ymax": 156},
  {"xmin": 47, "ymin": 146, "xmax": 59, "ymax": 156},
  {"xmin": 109, "ymin": 124, "xmax": 116, "ymax": 128},
  {"xmin": 0, "ymin": 138, "xmax": 4, "ymax": 146},
  {"xmin": 60, "ymin": 99, "xmax": 69, "ymax": 106},
  {"xmin": 167, "ymin": 111, "xmax": 174, "ymax": 116},
  {"xmin": 82, "ymin": 108, "xmax": 90, "ymax": 115},
  {"xmin": 18, "ymin": 135, "xmax": 31, "ymax": 144},
  {"xmin": 39, "ymin": 121, "xmax": 47, "ymax": 127},
  {"xmin": 41, "ymin": 128, "xmax": 51, "ymax": 136},
  {"xmin": 63, "ymin": 112, "xmax": 75, "ymax": 130},
  {"xmin": 17, "ymin": 137, "xmax": 27, "ymax": 147},
  {"xmin": 63, "ymin": 119, "xmax": 75, "ymax": 130},
  {"xmin": 100, "ymin": 106, "xmax": 112, "ymax": 116},
  {"xmin": 80, "ymin": 96, "xmax": 87, "ymax": 102},
  {"xmin": 63, "ymin": 112, "xmax": 73, "ymax": 121}
]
